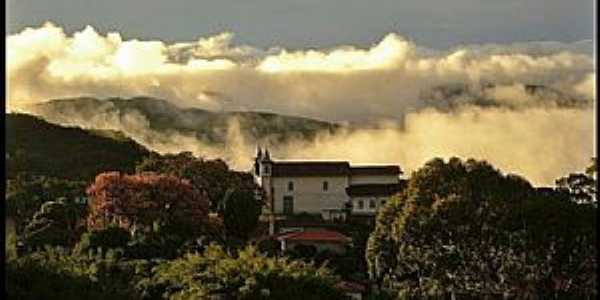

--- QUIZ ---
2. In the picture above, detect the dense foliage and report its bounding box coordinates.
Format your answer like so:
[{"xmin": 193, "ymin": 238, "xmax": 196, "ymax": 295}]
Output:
[
  {"xmin": 74, "ymin": 226, "xmax": 132, "ymax": 255},
  {"xmin": 136, "ymin": 152, "xmax": 259, "ymax": 210},
  {"xmin": 6, "ymin": 120, "xmax": 597, "ymax": 300},
  {"xmin": 6, "ymin": 113, "xmax": 149, "ymax": 180},
  {"xmin": 85, "ymin": 172, "xmax": 216, "ymax": 259},
  {"xmin": 86, "ymin": 172, "xmax": 210, "ymax": 233},
  {"xmin": 366, "ymin": 157, "xmax": 597, "ymax": 299},
  {"xmin": 24, "ymin": 199, "xmax": 87, "ymax": 249},
  {"xmin": 555, "ymin": 157, "xmax": 597, "ymax": 206},
  {"xmin": 6, "ymin": 245, "xmax": 345, "ymax": 300},
  {"xmin": 6, "ymin": 174, "xmax": 87, "ymax": 234},
  {"xmin": 6, "ymin": 247, "xmax": 157, "ymax": 300},
  {"xmin": 222, "ymin": 189, "xmax": 263, "ymax": 245},
  {"xmin": 144, "ymin": 244, "xmax": 346, "ymax": 300}
]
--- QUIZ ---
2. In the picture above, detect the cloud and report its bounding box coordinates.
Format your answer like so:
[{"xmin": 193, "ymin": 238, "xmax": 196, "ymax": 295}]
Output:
[
  {"xmin": 7, "ymin": 23, "xmax": 595, "ymax": 117},
  {"xmin": 278, "ymin": 107, "xmax": 594, "ymax": 186},
  {"xmin": 6, "ymin": 23, "xmax": 596, "ymax": 185}
]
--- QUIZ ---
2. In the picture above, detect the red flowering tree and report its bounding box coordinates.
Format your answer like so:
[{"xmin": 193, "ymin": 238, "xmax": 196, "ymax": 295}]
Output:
[
  {"xmin": 86, "ymin": 172, "xmax": 210, "ymax": 236},
  {"xmin": 135, "ymin": 152, "xmax": 259, "ymax": 211}
]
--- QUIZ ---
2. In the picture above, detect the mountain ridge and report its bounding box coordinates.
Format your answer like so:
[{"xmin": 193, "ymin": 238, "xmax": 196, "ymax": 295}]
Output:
[
  {"xmin": 6, "ymin": 113, "xmax": 151, "ymax": 180},
  {"xmin": 25, "ymin": 96, "xmax": 341, "ymax": 146}
]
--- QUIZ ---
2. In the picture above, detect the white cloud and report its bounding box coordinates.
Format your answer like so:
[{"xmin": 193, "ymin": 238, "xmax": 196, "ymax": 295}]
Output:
[{"xmin": 6, "ymin": 23, "xmax": 596, "ymax": 185}]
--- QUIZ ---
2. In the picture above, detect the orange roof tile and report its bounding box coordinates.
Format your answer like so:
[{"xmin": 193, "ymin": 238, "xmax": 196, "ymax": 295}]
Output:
[{"xmin": 276, "ymin": 230, "xmax": 351, "ymax": 243}]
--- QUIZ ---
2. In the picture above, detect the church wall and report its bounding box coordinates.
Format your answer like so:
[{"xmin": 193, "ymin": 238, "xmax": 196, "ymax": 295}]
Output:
[{"xmin": 271, "ymin": 176, "xmax": 349, "ymax": 215}]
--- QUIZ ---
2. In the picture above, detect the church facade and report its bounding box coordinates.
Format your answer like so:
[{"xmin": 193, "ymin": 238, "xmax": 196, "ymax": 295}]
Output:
[{"xmin": 254, "ymin": 148, "xmax": 405, "ymax": 222}]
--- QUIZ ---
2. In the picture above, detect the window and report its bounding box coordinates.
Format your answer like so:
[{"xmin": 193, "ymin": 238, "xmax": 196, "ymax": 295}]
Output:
[
  {"xmin": 381, "ymin": 199, "xmax": 387, "ymax": 207},
  {"xmin": 369, "ymin": 199, "xmax": 376, "ymax": 209},
  {"xmin": 262, "ymin": 164, "xmax": 271, "ymax": 174},
  {"xmin": 358, "ymin": 200, "xmax": 364, "ymax": 209},
  {"xmin": 323, "ymin": 181, "xmax": 329, "ymax": 191},
  {"xmin": 288, "ymin": 181, "xmax": 294, "ymax": 191},
  {"xmin": 283, "ymin": 196, "xmax": 294, "ymax": 215}
]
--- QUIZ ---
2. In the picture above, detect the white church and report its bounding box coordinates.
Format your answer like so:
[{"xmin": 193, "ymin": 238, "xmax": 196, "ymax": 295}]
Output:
[{"xmin": 254, "ymin": 147, "xmax": 406, "ymax": 224}]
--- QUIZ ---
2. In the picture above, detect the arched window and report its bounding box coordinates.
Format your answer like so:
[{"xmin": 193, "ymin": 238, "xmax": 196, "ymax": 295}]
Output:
[
  {"xmin": 358, "ymin": 200, "xmax": 364, "ymax": 209},
  {"xmin": 288, "ymin": 181, "xmax": 294, "ymax": 191},
  {"xmin": 323, "ymin": 181, "xmax": 329, "ymax": 191}
]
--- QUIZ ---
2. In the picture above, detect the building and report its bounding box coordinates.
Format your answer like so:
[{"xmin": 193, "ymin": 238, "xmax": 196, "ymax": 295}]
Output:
[
  {"xmin": 335, "ymin": 281, "xmax": 367, "ymax": 300},
  {"xmin": 276, "ymin": 229, "xmax": 352, "ymax": 255},
  {"xmin": 346, "ymin": 182, "xmax": 405, "ymax": 217},
  {"xmin": 254, "ymin": 147, "xmax": 405, "ymax": 233}
]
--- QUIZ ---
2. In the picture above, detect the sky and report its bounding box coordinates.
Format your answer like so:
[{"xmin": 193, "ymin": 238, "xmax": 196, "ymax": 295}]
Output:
[
  {"xmin": 5, "ymin": 1, "xmax": 597, "ymax": 185},
  {"xmin": 6, "ymin": 0, "xmax": 596, "ymax": 49}
]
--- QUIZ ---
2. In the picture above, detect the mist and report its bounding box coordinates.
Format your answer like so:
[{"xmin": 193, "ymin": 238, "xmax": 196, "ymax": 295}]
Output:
[{"xmin": 6, "ymin": 23, "xmax": 596, "ymax": 186}]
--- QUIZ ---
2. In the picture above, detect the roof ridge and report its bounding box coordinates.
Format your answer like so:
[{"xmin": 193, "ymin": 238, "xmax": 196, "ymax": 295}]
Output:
[{"xmin": 274, "ymin": 161, "xmax": 350, "ymax": 164}]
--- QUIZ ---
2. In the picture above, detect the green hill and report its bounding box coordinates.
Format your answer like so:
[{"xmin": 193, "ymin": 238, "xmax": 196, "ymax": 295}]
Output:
[
  {"xmin": 26, "ymin": 97, "xmax": 340, "ymax": 145},
  {"xmin": 6, "ymin": 113, "xmax": 150, "ymax": 180}
]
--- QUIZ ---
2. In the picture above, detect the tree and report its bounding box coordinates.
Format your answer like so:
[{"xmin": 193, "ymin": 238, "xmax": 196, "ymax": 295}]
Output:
[
  {"xmin": 6, "ymin": 174, "xmax": 87, "ymax": 234},
  {"xmin": 221, "ymin": 189, "xmax": 263, "ymax": 245},
  {"xmin": 366, "ymin": 157, "xmax": 596, "ymax": 299},
  {"xmin": 556, "ymin": 157, "xmax": 597, "ymax": 206},
  {"xmin": 144, "ymin": 244, "xmax": 347, "ymax": 300},
  {"xmin": 74, "ymin": 226, "xmax": 131, "ymax": 255},
  {"xmin": 6, "ymin": 246, "xmax": 157, "ymax": 300},
  {"xmin": 135, "ymin": 152, "xmax": 258, "ymax": 210},
  {"xmin": 23, "ymin": 198, "xmax": 87, "ymax": 249},
  {"xmin": 585, "ymin": 157, "xmax": 597, "ymax": 177},
  {"xmin": 86, "ymin": 172, "xmax": 210, "ymax": 239}
]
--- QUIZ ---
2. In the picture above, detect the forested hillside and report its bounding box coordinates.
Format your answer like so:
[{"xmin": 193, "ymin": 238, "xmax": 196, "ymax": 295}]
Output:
[
  {"xmin": 27, "ymin": 97, "xmax": 340, "ymax": 145},
  {"xmin": 6, "ymin": 113, "xmax": 150, "ymax": 180}
]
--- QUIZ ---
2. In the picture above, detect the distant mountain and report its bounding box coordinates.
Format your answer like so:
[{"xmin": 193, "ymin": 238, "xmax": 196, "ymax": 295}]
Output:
[
  {"xmin": 6, "ymin": 113, "xmax": 150, "ymax": 180},
  {"xmin": 26, "ymin": 97, "xmax": 340, "ymax": 146},
  {"xmin": 418, "ymin": 83, "xmax": 590, "ymax": 111}
]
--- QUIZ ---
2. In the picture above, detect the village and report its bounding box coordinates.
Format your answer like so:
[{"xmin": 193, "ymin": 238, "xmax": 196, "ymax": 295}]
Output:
[
  {"xmin": 5, "ymin": 115, "xmax": 597, "ymax": 300},
  {"xmin": 6, "ymin": 1, "xmax": 596, "ymax": 298},
  {"xmin": 254, "ymin": 147, "xmax": 403, "ymax": 238},
  {"xmin": 251, "ymin": 148, "xmax": 406, "ymax": 298}
]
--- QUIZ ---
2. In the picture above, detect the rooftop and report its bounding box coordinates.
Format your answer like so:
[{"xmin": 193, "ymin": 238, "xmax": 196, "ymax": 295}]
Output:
[
  {"xmin": 335, "ymin": 281, "xmax": 367, "ymax": 293},
  {"xmin": 271, "ymin": 161, "xmax": 350, "ymax": 177},
  {"xmin": 350, "ymin": 165, "xmax": 402, "ymax": 176},
  {"xmin": 276, "ymin": 229, "xmax": 352, "ymax": 243},
  {"xmin": 269, "ymin": 160, "xmax": 401, "ymax": 177},
  {"xmin": 346, "ymin": 182, "xmax": 406, "ymax": 197}
]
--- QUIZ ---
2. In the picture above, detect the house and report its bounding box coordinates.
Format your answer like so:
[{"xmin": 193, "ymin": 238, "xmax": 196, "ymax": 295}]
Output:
[
  {"xmin": 276, "ymin": 229, "xmax": 352, "ymax": 255},
  {"xmin": 254, "ymin": 147, "xmax": 406, "ymax": 234},
  {"xmin": 346, "ymin": 181, "xmax": 405, "ymax": 217},
  {"xmin": 335, "ymin": 281, "xmax": 367, "ymax": 300}
]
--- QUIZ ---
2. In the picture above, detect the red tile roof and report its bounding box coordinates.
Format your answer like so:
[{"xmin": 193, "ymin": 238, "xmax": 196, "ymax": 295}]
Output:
[
  {"xmin": 276, "ymin": 230, "xmax": 352, "ymax": 243},
  {"xmin": 335, "ymin": 281, "xmax": 367, "ymax": 293}
]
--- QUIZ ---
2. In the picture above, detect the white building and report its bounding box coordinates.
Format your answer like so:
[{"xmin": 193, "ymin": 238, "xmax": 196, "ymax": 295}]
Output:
[{"xmin": 254, "ymin": 148, "xmax": 405, "ymax": 229}]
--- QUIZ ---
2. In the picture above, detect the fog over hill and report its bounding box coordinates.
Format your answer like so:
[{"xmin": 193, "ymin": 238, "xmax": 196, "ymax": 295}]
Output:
[
  {"xmin": 7, "ymin": 24, "xmax": 596, "ymax": 185},
  {"xmin": 27, "ymin": 97, "xmax": 339, "ymax": 144}
]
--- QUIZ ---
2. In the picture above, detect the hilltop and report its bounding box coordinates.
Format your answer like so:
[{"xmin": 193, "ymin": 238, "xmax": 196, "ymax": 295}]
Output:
[
  {"xmin": 6, "ymin": 113, "xmax": 150, "ymax": 180},
  {"xmin": 25, "ymin": 97, "xmax": 340, "ymax": 145}
]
